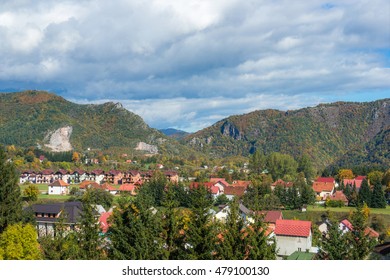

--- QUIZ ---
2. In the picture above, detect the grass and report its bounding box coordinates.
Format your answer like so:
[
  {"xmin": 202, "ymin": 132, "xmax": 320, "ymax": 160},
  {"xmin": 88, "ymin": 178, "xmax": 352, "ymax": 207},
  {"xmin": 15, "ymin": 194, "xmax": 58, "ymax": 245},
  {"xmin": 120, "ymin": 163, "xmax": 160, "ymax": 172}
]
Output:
[{"xmin": 307, "ymin": 205, "xmax": 390, "ymax": 215}]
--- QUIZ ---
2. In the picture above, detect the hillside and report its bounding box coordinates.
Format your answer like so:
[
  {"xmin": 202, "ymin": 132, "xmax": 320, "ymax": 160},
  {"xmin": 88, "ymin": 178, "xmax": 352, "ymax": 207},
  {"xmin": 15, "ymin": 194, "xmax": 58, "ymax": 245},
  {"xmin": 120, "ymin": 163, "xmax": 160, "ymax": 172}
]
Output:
[
  {"xmin": 0, "ymin": 90, "xmax": 196, "ymax": 157},
  {"xmin": 183, "ymin": 99, "xmax": 390, "ymax": 169}
]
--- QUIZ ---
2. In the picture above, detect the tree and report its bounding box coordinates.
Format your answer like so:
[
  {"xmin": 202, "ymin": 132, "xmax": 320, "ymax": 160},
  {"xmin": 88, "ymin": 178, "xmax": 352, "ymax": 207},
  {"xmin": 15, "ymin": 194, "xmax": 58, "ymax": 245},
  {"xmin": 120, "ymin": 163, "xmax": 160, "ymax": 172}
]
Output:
[
  {"xmin": 371, "ymin": 183, "xmax": 387, "ymax": 208},
  {"xmin": 141, "ymin": 171, "xmax": 168, "ymax": 207},
  {"xmin": 318, "ymin": 220, "xmax": 350, "ymax": 260},
  {"xmin": 72, "ymin": 152, "xmax": 80, "ymax": 163},
  {"xmin": 23, "ymin": 183, "xmax": 40, "ymax": 201},
  {"xmin": 185, "ymin": 185, "xmax": 216, "ymax": 260},
  {"xmin": 266, "ymin": 152, "xmax": 298, "ymax": 181},
  {"xmin": 338, "ymin": 169, "xmax": 354, "ymax": 180},
  {"xmin": 216, "ymin": 198, "xmax": 246, "ymax": 260},
  {"xmin": 82, "ymin": 188, "xmax": 114, "ymax": 210},
  {"xmin": 249, "ymin": 150, "xmax": 266, "ymax": 175},
  {"xmin": 368, "ymin": 171, "xmax": 384, "ymax": 187},
  {"xmin": 297, "ymin": 154, "xmax": 315, "ymax": 181},
  {"xmin": 358, "ymin": 179, "xmax": 372, "ymax": 207},
  {"xmin": 0, "ymin": 223, "xmax": 41, "ymax": 260},
  {"xmin": 347, "ymin": 205, "xmax": 377, "ymax": 259},
  {"xmin": 77, "ymin": 193, "xmax": 106, "ymax": 260},
  {"xmin": 0, "ymin": 146, "xmax": 22, "ymax": 233}
]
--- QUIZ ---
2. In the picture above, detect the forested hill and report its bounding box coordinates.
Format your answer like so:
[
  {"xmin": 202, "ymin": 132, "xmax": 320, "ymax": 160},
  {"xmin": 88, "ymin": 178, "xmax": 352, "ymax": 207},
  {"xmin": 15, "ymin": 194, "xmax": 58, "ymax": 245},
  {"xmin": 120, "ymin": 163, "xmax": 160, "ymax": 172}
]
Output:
[
  {"xmin": 0, "ymin": 90, "xmax": 195, "ymax": 157},
  {"xmin": 183, "ymin": 99, "xmax": 390, "ymax": 169}
]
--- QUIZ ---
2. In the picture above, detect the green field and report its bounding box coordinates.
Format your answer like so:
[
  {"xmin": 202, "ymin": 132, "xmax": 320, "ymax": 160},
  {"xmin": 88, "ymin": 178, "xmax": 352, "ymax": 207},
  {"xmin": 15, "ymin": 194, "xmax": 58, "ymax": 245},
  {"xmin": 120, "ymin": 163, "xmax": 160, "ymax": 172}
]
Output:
[{"xmin": 307, "ymin": 205, "xmax": 390, "ymax": 215}]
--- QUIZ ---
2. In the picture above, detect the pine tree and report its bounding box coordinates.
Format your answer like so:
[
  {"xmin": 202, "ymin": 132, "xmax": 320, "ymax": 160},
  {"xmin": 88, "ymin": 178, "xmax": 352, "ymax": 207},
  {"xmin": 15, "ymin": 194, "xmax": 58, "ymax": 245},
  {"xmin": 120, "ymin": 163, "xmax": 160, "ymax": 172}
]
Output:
[
  {"xmin": 371, "ymin": 183, "xmax": 387, "ymax": 208},
  {"xmin": 347, "ymin": 205, "xmax": 377, "ymax": 259},
  {"xmin": 216, "ymin": 198, "xmax": 246, "ymax": 260},
  {"xmin": 77, "ymin": 191, "xmax": 106, "ymax": 260},
  {"xmin": 318, "ymin": 220, "xmax": 350, "ymax": 260},
  {"xmin": 0, "ymin": 146, "xmax": 22, "ymax": 233},
  {"xmin": 185, "ymin": 185, "xmax": 216, "ymax": 260},
  {"xmin": 358, "ymin": 179, "xmax": 372, "ymax": 207}
]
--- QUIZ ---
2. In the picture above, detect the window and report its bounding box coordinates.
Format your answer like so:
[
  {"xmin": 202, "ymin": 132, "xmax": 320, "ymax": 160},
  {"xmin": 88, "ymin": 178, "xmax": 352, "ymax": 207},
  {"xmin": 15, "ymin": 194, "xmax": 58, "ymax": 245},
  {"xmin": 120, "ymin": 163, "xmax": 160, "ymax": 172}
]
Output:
[{"xmin": 298, "ymin": 248, "xmax": 302, "ymax": 252}]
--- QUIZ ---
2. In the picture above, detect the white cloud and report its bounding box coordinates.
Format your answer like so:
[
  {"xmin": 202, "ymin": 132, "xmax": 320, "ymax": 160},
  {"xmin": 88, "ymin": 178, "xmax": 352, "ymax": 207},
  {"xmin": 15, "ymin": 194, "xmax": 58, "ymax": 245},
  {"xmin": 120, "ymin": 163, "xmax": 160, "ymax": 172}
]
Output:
[{"xmin": 0, "ymin": 0, "xmax": 389, "ymax": 130}]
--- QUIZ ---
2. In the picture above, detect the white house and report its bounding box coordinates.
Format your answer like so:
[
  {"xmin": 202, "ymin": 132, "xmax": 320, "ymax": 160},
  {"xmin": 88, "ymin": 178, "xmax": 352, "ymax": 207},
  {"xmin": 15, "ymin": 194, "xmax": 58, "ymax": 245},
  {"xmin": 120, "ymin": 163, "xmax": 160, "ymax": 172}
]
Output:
[
  {"xmin": 48, "ymin": 179, "xmax": 70, "ymax": 195},
  {"xmin": 275, "ymin": 219, "xmax": 312, "ymax": 256}
]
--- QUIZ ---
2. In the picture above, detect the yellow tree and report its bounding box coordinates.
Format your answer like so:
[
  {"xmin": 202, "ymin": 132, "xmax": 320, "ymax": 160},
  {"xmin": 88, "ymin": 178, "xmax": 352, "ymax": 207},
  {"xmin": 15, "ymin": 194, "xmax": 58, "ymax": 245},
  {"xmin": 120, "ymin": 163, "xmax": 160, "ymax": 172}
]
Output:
[
  {"xmin": 72, "ymin": 152, "xmax": 80, "ymax": 163},
  {"xmin": 0, "ymin": 223, "xmax": 42, "ymax": 260},
  {"xmin": 338, "ymin": 169, "xmax": 354, "ymax": 180}
]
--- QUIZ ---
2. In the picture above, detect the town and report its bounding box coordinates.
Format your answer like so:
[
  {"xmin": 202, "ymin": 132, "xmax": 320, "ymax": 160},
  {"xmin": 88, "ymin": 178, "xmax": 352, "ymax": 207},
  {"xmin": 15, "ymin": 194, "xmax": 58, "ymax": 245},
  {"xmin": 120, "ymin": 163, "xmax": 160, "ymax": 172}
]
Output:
[{"xmin": 1, "ymin": 146, "xmax": 389, "ymax": 260}]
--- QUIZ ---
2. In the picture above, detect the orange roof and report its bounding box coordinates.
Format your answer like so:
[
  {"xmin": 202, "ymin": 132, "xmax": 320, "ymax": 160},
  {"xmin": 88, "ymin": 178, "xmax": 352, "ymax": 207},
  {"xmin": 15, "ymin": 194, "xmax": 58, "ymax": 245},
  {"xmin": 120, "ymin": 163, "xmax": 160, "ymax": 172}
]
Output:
[
  {"xmin": 231, "ymin": 180, "xmax": 251, "ymax": 188},
  {"xmin": 210, "ymin": 178, "xmax": 230, "ymax": 187},
  {"xmin": 79, "ymin": 181, "xmax": 100, "ymax": 189},
  {"xmin": 100, "ymin": 182, "xmax": 116, "ymax": 191},
  {"xmin": 329, "ymin": 191, "xmax": 348, "ymax": 202},
  {"xmin": 48, "ymin": 179, "xmax": 69, "ymax": 187},
  {"xmin": 343, "ymin": 179, "xmax": 363, "ymax": 189},
  {"xmin": 364, "ymin": 227, "xmax": 379, "ymax": 238},
  {"xmin": 272, "ymin": 179, "xmax": 293, "ymax": 188},
  {"xmin": 224, "ymin": 185, "xmax": 246, "ymax": 197},
  {"xmin": 257, "ymin": 211, "xmax": 283, "ymax": 224},
  {"xmin": 275, "ymin": 219, "xmax": 312, "ymax": 237},
  {"xmin": 99, "ymin": 212, "xmax": 113, "ymax": 233},
  {"xmin": 315, "ymin": 177, "xmax": 335, "ymax": 183},
  {"xmin": 119, "ymin": 183, "xmax": 136, "ymax": 192},
  {"xmin": 312, "ymin": 181, "xmax": 334, "ymax": 193}
]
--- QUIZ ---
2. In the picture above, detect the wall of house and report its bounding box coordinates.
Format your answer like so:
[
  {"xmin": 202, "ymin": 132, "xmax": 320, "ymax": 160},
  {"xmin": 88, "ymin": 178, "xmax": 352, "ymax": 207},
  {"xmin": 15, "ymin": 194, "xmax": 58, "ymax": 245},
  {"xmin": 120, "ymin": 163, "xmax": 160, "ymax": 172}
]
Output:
[
  {"xmin": 48, "ymin": 186, "xmax": 69, "ymax": 195},
  {"xmin": 275, "ymin": 233, "xmax": 312, "ymax": 256}
]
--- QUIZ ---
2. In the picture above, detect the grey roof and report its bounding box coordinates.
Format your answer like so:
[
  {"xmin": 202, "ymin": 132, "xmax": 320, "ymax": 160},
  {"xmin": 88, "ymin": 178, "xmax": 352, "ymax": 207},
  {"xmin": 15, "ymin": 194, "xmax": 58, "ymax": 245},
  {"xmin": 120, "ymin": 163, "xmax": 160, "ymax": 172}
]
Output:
[
  {"xmin": 31, "ymin": 201, "xmax": 83, "ymax": 224},
  {"xmin": 239, "ymin": 203, "xmax": 251, "ymax": 215}
]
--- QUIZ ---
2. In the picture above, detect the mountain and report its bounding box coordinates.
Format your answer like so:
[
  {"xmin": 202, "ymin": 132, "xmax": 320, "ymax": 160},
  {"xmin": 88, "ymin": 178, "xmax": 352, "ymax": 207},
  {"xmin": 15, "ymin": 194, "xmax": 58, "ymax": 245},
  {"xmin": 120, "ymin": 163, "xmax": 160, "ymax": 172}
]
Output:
[
  {"xmin": 159, "ymin": 128, "xmax": 189, "ymax": 140},
  {"xmin": 183, "ymin": 99, "xmax": 390, "ymax": 169},
  {"xmin": 0, "ymin": 90, "xmax": 195, "ymax": 157}
]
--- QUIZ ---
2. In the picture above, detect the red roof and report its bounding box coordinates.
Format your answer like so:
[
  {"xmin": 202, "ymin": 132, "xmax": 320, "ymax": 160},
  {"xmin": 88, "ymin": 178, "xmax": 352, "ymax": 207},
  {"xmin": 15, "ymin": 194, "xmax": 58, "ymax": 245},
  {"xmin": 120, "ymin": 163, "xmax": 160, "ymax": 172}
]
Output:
[
  {"xmin": 99, "ymin": 212, "xmax": 113, "ymax": 233},
  {"xmin": 355, "ymin": 176, "xmax": 366, "ymax": 180},
  {"xmin": 40, "ymin": 169, "xmax": 54, "ymax": 175},
  {"xmin": 91, "ymin": 169, "xmax": 104, "ymax": 175},
  {"xmin": 340, "ymin": 219, "xmax": 353, "ymax": 231},
  {"xmin": 275, "ymin": 219, "xmax": 312, "ymax": 237},
  {"xmin": 329, "ymin": 191, "xmax": 348, "ymax": 203},
  {"xmin": 119, "ymin": 183, "xmax": 137, "ymax": 192},
  {"xmin": 257, "ymin": 211, "xmax": 283, "ymax": 224},
  {"xmin": 341, "ymin": 219, "xmax": 379, "ymax": 238},
  {"xmin": 109, "ymin": 170, "xmax": 122, "ymax": 176},
  {"xmin": 56, "ymin": 169, "xmax": 68, "ymax": 175},
  {"xmin": 272, "ymin": 179, "xmax": 293, "ymax": 188},
  {"xmin": 231, "ymin": 180, "xmax": 251, "ymax": 188},
  {"xmin": 224, "ymin": 185, "xmax": 246, "ymax": 197},
  {"xmin": 79, "ymin": 181, "xmax": 100, "ymax": 189},
  {"xmin": 343, "ymin": 179, "xmax": 363, "ymax": 189},
  {"xmin": 316, "ymin": 177, "xmax": 335, "ymax": 183},
  {"xmin": 101, "ymin": 182, "xmax": 117, "ymax": 191},
  {"xmin": 210, "ymin": 185, "xmax": 220, "ymax": 195},
  {"xmin": 312, "ymin": 182, "xmax": 334, "ymax": 193},
  {"xmin": 48, "ymin": 179, "xmax": 69, "ymax": 187}
]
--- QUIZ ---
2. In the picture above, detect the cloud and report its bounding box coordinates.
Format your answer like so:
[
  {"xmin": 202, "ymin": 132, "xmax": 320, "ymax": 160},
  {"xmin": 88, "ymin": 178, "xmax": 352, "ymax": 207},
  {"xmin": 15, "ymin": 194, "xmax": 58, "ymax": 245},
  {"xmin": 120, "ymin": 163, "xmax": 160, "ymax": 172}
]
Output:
[{"xmin": 0, "ymin": 0, "xmax": 389, "ymax": 130}]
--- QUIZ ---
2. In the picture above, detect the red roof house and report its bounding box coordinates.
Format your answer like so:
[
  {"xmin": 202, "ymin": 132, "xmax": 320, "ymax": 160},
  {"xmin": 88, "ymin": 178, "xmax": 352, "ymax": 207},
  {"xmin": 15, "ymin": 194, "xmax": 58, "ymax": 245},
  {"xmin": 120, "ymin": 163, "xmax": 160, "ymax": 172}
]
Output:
[
  {"xmin": 275, "ymin": 219, "xmax": 312, "ymax": 237},
  {"xmin": 315, "ymin": 177, "xmax": 335, "ymax": 183},
  {"xmin": 99, "ymin": 212, "xmax": 113, "ymax": 234},
  {"xmin": 329, "ymin": 191, "xmax": 348, "ymax": 205},
  {"xmin": 257, "ymin": 211, "xmax": 283, "ymax": 224}
]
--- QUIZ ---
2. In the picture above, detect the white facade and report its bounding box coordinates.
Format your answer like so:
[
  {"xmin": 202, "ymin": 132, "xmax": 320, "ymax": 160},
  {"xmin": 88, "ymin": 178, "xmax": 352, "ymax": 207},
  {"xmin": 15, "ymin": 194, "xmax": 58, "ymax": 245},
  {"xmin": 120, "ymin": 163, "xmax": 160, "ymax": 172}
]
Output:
[
  {"xmin": 215, "ymin": 205, "xmax": 230, "ymax": 222},
  {"xmin": 48, "ymin": 185, "xmax": 69, "ymax": 195},
  {"xmin": 275, "ymin": 232, "xmax": 312, "ymax": 256}
]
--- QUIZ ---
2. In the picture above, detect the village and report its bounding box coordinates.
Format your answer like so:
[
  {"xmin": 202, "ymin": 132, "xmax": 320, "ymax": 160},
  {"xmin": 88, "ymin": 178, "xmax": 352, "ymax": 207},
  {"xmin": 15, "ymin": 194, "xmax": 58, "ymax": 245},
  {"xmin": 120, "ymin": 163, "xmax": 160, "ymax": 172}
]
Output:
[{"xmin": 17, "ymin": 165, "xmax": 389, "ymax": 260}]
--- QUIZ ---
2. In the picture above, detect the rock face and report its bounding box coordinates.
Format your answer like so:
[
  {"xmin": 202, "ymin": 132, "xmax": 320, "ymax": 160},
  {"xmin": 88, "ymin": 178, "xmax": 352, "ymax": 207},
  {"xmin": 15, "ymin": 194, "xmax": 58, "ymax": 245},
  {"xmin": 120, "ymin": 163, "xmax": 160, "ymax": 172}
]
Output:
[
  {"xmin": 44, "ymin": 126, "xmax": 73, "ymax": 152},
  {"xmin": 221, "ymin": 121, "xmax": 244, "ymax": 140},
  {"xmin": 135, "ymin": 142, "xmax": 158, "ymax": 154}
]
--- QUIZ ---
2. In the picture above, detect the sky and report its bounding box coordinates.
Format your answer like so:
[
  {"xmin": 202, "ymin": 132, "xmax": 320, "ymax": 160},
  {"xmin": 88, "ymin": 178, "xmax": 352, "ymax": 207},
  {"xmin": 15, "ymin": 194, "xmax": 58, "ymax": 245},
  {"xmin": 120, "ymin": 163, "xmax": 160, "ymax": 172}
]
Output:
[{"xmin": 0, "ymin": 0, "xmax": 389, "ymax": 132}]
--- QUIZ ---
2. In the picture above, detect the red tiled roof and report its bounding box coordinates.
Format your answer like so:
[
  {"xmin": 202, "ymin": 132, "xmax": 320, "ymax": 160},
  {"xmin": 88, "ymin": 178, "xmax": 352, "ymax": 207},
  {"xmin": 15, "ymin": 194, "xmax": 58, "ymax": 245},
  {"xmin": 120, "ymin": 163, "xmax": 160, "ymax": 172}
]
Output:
[
  {"xmin": 275, "ymin": 219, "xmax": 311, "ymax": 237},
  {"xmin": 343, "ymin": 179, "xmax": 363, "ymax": 189},
  {"xmin": 224, "ymin": 185, "xmax": 246, "ymax": 197},
  {"xmin": 272, "ymin": 179, "xmax": 293, "ymax": 188},
  {"xmin": 316, "ymin": 177, "xmax": 335, "ymax": 183},
  {"xmin": 72, "ymin": 168, "xmax": 85, "ymax": 175},
  {"xmin": 91, "ymin": 169, "xmax": 104, "ymax": 175},
  {"xmin": 365, "ymin": 227, "xmax": 379, "ymax": 238},
  {"xmin": 79, "ymin": 181, "xmax": 100, "ymax": 189},
  {"xmin": 119, "ymin": 184, "xmax": 137, "ymax": 192},
  {"xmin": 329, "ymin": 191, "xmax": 348, "ymax": 202},
  {"xmin": 312, "ymin": 182, "xmax": 334, "ymax": 193},
  {"xmin": 210, "ymin": 185, "xmax": 220, "ymax": 195},
  {"xmin": 40, "ymin": 169, "xmax": 54, "ymax": 175},
  {"xmin": 56, "ymin": 169, "xmax": 68, "ymax": 175},
  {"xmin": 101, "ymin": 182, "xmax": 116, "ymax": 191},
  {"xmin": 340, "ymin": 219, "xmax": 353, "ymax": 231},
  {"xmin": 231, "ymin": 180, "xmax": 251, "ymax": 188},
  {"xmin": 211, "ymin": 178, "xmax": 230, "ymax": 187},
  {"xmin": 257, "ymin": 211, "xmax": 283, "ymax": 224},
  {"xmin": 48, "ymin": 179, "xmax": 70, "ymax": 187},
  {"xmin": 99, "ymin": 212, "xmax": 113, "ymax": 233},
  {"xmin": 109, "ymin": 170, "xmax": 122, "ymax": 176},
  {"xmin": 355, "ymin": 176, "xmax": 366, "ymax": 180}
]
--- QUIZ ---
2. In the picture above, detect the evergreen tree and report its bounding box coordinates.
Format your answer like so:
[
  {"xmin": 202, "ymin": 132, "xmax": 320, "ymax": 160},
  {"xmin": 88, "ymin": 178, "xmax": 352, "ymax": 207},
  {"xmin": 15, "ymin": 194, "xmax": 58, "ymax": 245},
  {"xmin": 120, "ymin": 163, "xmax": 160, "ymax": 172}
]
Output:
[
  {"xmin": 318, "ymin": 220, "xmax": 350, "ymax": 260},
  {"xmin": 185, "ymin": 185, "xmax": 216, "ymax": 260},
  {"xmin": 216, "ymin": 198, "xmax": 246, "ymax": 260},
  {"xmin": 161, "ymin": 185, "xmax": 186, "ymax": 260},
  {"xmin": 0, "ymin": 223, "xmax": 42, "ymax": 260},
  {"xmin": 245, "ymin": 212, "xmax": 276, "ymax": 260},
  {"xmin": 249, "ymin": 150, "xmax": 266, "ymax": 175},
  {"xmin": 347, "ymin": 205, "xmax": 377, "ymax": 259},
  {"xmin": 141, "ymin": 171, "xmax": 168, "ymax": 207},
  {"xmin": 77, "ymin": 191, "xmax": 106, "ymax": 259},
  {"xmin": 0, "ymin": 146, "xmax": 22, "ymax": 233},
  {"xmin": 371, "ymin": 183, "xmax": 387, "ymax": 208},
  {"xmin": 297, "ymin": 154, "xmax": 315, "ymax": 181},
  {"xmin": 108, "ymin": 198, "xmax": 164, "ymax": 259},
  {"xmin": 358, "ymin": 179, "xmax": 372, "ymax": 207}
]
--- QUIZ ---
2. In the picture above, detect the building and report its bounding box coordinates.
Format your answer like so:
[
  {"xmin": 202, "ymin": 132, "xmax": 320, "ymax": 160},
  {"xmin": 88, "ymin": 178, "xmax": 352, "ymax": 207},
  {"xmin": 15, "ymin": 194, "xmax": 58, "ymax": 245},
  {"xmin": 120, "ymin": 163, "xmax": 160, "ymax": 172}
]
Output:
[
  {"xmin": 275, "ymin": 219, "xmax": 312, "ymax": 256},
  {"xmin": 48, "ymin": 179, "xmax": 70, "ymax": 195},
  {"xmin": 328, "ymin": 191, "xmax": 348, "ymax": 205}
]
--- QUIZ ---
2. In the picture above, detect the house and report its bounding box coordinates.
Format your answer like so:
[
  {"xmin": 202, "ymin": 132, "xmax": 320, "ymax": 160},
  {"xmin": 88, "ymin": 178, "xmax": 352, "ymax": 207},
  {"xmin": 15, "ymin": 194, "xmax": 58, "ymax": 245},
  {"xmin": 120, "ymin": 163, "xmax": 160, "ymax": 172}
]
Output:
[
  {"xmin": 164, "ymin": 171, "xmax": 179, "ymax": 183},
  {"xmin": 36, "ymin": 169, "xmax": 55, "ymax": 184},
  {"xmin": 329, "ymin": 191, "xmax": 348, "ymax": 205},
  {"xmin": 343, "ymin": 176, "xmax": 366, "ymax": 189},
  {"xmin": 48, "ymin": 179, "xmax": 70, "ymax": 195},
  {"xmin": 86, "ymin": 169, "xmax": 105, "ymax": 184},
  {"xmin": 339, "ymin": 219, "xmax": 379, "ymax": 239},
  {"xmin": 118, "ymin": 183, "xmax": 137, "ymax": 196},
  {"xmin": 70, "ymin": 168, "xmax": 87, "ymax": 184},
  {"xmin": 210, "ymin": 178, "xmax": 230, "ymax": 193},
  {"xmin": 257, "ymin": 210, "xmax": 283, "ymax": 227},
  {"xmin": 215, "ymin": 203, "xmax": 251, "ymax": 222},
  {"xmin": 271, "ymin": 179, "xmax": 293, "ymax": 191},
  {"xmin": 312, "ymin": 181, "xmax": 335, "ymax": 200},
  {"xmin": 275, "ymin": 219, "xmax": 312, "ymax": 256},
  {"xmin": 55, "ymin": 169, "xmax": 70, "ymax": 183},
  {"xmin": 79, "ymin": 181, "xmax": 101, "ymax": 191},
  {"xmin": 224, "ymin": 185, "xmax": 247, "ymax": 200},
  {"xmin": 30, "ymin": 201, "xmax": 83, "ymax": 237},
  {"xmin": 122, "ymin": 170, "xmax": 141, "ymax": 184},
  {"xmin": 231, "ymin": 180, "xmax": 252, "ymax": 189},
  {"xmin": 105, "ymin": 170, "xmax": 123, "ymax": 185},
  {"xmin": 101, "ymin": 182, "xmax": 118, "ymax": 195}
]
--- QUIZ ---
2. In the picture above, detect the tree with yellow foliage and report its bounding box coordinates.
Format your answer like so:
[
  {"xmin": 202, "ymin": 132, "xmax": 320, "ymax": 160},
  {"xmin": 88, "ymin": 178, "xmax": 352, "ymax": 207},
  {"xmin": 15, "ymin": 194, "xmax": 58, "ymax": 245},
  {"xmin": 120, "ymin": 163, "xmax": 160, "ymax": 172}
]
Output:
[{"xmin": 338, "ymin": 169, "xmax": 354, "ymax": 180}]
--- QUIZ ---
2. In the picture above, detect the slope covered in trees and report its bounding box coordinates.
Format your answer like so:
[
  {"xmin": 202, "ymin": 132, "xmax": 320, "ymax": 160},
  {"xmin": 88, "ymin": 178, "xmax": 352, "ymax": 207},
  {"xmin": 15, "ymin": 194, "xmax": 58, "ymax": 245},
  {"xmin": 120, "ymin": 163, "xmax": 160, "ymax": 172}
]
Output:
[{"xmin": 184, "ymin": 99, "xmax": 390, "ymax": 170}]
